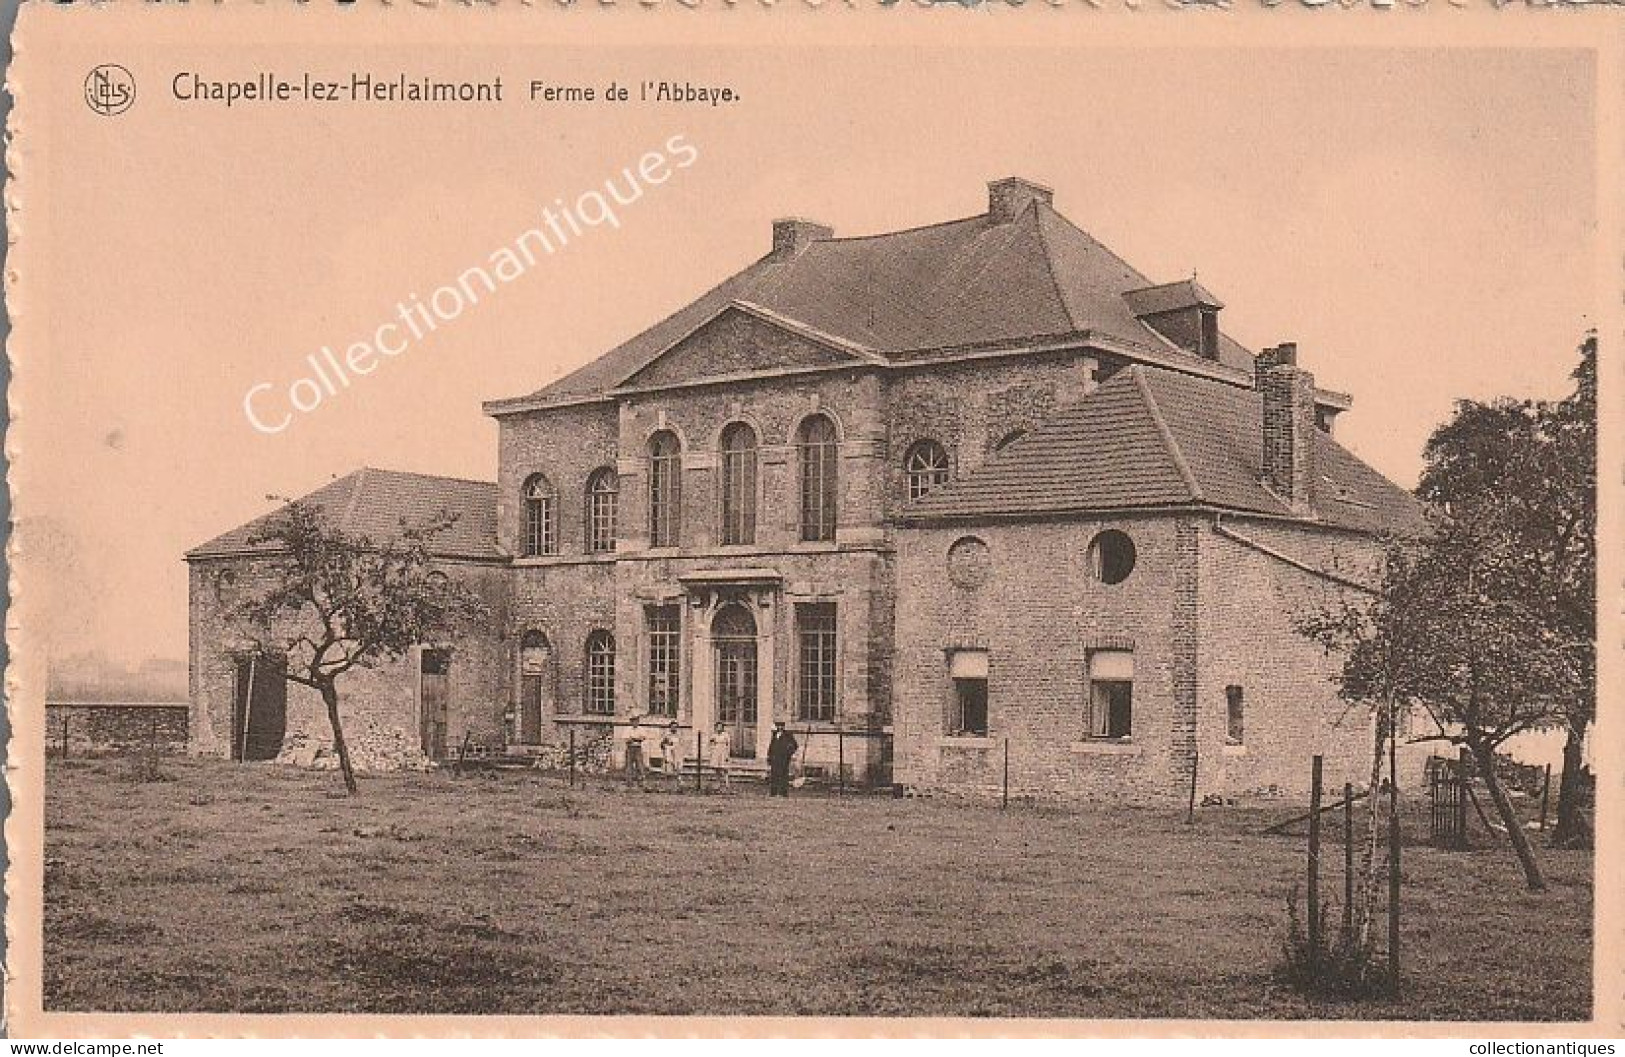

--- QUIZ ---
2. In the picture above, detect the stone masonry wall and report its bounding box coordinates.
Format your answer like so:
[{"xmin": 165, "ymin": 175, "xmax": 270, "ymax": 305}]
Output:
[
  {"xmin": 893, "ymin": 515, "xmax": 1193, "ymax": 804},
  {"xmin": 187, "ymin": 556, "xmax": 509, "ymax": 770},
  {"xmin": 1195, "ymin": 516, "xmax": 1385, "ymax": 798}
]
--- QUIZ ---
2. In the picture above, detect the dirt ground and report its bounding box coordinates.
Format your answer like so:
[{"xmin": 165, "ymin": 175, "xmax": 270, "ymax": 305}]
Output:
[{"xmin": 42, "ymin": 755, "xmax": 1593, "ymax": 1020}]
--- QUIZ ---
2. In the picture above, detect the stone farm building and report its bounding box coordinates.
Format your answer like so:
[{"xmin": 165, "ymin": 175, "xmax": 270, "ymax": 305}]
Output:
[{"xmin": 187, "ymin": 177, "xmax": 1426, "ymax": 802}]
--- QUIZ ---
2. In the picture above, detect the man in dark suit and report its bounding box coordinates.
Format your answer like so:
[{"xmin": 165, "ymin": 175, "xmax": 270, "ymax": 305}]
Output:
[{"xmin": 767, "ymin": 721, "xmax": 798, "ymax": 798}]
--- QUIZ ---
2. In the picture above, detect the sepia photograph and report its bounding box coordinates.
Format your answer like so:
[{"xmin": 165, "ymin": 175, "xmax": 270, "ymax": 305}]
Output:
[{"xmin": 3, "ymin": 7, "xmax": 1616, "ymax": 1039}]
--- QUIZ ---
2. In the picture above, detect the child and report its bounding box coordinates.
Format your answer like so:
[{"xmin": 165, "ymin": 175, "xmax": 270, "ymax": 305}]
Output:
[{"xmin": 659, "ymin": 721, "xmax": 683, "ymax": 783}]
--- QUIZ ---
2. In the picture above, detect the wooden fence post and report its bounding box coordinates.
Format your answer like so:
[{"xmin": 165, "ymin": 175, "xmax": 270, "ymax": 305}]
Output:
[
  {"xmin": 837, "ymin": 730, "xmax": 845, "ymax": 797},
  {"xmin": 1002, "ymin": 738, "xmax": 1010, "ymax": 810},
  {"xmin": 1539, "ymin": 763, "xmax": 1552, "ymax": 832},
  {"xmin": 1388, "ymin": 810, "xmax": 1401, "ymax": 992},
  {"xmin": 1343, "ymin": 780, "xmax": 1354, "ymax": 942},
  {"xmin": 61, "ymin": 712, "xmax": 70, "ymax": 760},
  {"xmin": 568, "ymin": 726, "xmax": 577, "ymax": 787},
  {"xmin": 1186, "ymin": 746, "xmax": 1199, "ymax": 825},
  {"xmin": 1307, "ymin": 755, "xmax": 1324, "ymax": 963},
  {"xmin": 696, "ymin": 729, "xmax": 704, "ymax": 793},
  {"xmin": 1455, "ymin": 747, "xmax": 1471, "ymax": 850}
]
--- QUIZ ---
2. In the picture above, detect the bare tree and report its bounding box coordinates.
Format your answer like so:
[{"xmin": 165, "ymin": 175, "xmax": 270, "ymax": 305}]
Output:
[{"xmin": 214, "ymin": 500, "xmax": 489, "ymax": 795}]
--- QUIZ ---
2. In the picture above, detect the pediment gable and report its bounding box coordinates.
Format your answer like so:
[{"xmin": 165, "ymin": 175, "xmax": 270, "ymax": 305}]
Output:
[{"xmin": 617, "ymin": 304, "xmax": 872, "ymax": 390}]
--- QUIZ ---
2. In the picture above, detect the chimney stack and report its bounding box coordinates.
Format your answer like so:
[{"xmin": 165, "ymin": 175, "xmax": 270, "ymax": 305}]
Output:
[
  {"xmin": 771, "ymin": 217, "xmax": 833, "ymax": 259},
  {"xmin": 1256, "ymin": 342, "xmax": 1316, "ymax": 514},
  {"xmin": 987, "ymin": 177, "xmax": 1054, "ymax": 224}
]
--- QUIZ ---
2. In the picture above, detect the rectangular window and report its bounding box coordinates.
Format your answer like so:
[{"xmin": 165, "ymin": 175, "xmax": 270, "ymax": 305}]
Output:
[
  {"xmin": 1087, "ymin": 650, "xmax": 1133, "ymax": 739},
  {"xmin": 1226, "ymin": 685, "xmax": 1244, "ymax": 744},
  {"xmin": 587, "ymin": 475, "xmax": 617, "ymax": 554},
  {"xmin": 649, "ymin": 450, "xmax": 681, "ymax": 547},
  {"xmin": 586, "ymin": 633, "xmax": 617, "ymax": 716},
  {"xmin": 796, "ymin": 603, "xmax": 838, "ymax": 722},
  {"xmin": 525, "ymin": 497, "xmax": 556, "ymax": 556},
  {"xmin": 948, "ymin": 649, "xmax": 989, "ymax": 736},
  {"xmin": 646, "ymin": 605, "xmax": 681, "ymax": 718}
]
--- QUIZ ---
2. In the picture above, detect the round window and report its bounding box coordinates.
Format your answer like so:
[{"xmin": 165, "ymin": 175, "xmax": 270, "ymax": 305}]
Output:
[
  {"xmin": 946, "ymin": 536, "xmax": 992, "ymax": 589},
  {"xmin": 1089, "ymin": 530, "xmax": 1136, "ymax": 585}
]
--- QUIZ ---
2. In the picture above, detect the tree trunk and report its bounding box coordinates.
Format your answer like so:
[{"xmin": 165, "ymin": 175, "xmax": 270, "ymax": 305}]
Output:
[
  {"xmin": 1471, "ymin": 742, "xmax": 1545, "ymax": 892},
  {"xmin": 319, "ymin": 678, "xmax": 359, "ymax": 796},
  {"xmin": 1551, "ymin": 720, "xmax": 1591, "ymax": 849}
]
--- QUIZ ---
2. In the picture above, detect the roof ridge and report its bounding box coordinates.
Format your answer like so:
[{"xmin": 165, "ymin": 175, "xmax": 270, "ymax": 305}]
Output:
[
  {"xmin": 1032, "ymin": 202, "xmax": 1081, "ymax": 332},
  {"xmin": 917, "ymin": 207, "xmax": 1043, "ymax": 323},
  {"xmin": 1037, "ymin": 203, "xmax": 1158, "ymax": 290},
  {"xmin": 523, "ymin": 260, "xmax": 772, "ymax": 402},
  {"xmin": 337, "ymin": 468, "xmax": 370, "ymax": 531},
  {"xmin": 809, "ymin": 212, "xmax": 988, "ymax": 245},
  {"xmin": 356, "ymin": 466, "xmax": 497, "ymax": 488},
  {"xmin": 1130, "ymin": 366, "xmax": 1204, "ymax": 502}
]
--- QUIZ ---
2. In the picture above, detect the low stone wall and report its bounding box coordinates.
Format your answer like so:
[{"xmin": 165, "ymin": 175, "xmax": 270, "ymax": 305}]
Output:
[{"xmin": 46, "ymin": 703, "xmax": 189, "ymax": 755}]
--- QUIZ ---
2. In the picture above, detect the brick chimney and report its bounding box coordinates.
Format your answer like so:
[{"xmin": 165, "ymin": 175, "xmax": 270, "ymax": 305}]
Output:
[
  {"xmin": 1256, "ymin": 342, "xmax": 1317, "ymax": 514},
  {"xmin": 987, "ymin": 177, "xmax": 1054, "ymax": 224},
  {"xmin": 771, "ymin": 217, "xmax": 833, "ymax": 259}
]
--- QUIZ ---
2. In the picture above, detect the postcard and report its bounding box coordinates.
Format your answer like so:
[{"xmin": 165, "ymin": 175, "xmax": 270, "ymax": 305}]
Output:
[{"xmin": 5, "ymin": 2, "xmax": 1620, "ymax": 1039}]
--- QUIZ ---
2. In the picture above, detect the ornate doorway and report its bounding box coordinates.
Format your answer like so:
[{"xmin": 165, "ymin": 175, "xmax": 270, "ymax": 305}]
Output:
[{"xmin": 713, "ymin": 603, "xmax": 758, "ymax": 758}]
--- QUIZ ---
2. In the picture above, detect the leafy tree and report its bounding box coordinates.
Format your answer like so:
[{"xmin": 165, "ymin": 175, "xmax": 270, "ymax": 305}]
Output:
[
  {"xmin": 1309, "ymin": 517, "xmax": 1578, "ymax": 892},
  {"xmin": 1417, "ymin": 334, "xmax": 1596, "ymax": 847},
  {"xmin": 215, "ymin": 501, "xmax": 489, "ymax": 795}
]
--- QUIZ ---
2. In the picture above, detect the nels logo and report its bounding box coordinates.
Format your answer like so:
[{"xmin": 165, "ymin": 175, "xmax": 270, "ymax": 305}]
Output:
[{"xmin": 84, "ymin": 64, "xmax": 135, "ymax": 116}]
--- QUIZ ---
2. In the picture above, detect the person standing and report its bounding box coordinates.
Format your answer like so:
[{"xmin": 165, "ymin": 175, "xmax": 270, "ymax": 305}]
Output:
[
  {"xmin": 659, "ymin": 721, "xmax": 683, "ymax": 785},
  {"xmin": 624, "ymin": 716, "xmax": 647, "ymax": 788},
  {"xmin": 707, "ymin": 722, "xmax": 733, "ymax": 790},
  {"xmin": 767, "ymin": 720, "xmax": 798, "ymax": 798}
]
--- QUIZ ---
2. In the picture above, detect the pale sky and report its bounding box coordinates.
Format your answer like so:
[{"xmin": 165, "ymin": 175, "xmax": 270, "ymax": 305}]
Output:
[{"xmin": 16, "ymin": 31, "xmax": 1598, "ymax": 665}]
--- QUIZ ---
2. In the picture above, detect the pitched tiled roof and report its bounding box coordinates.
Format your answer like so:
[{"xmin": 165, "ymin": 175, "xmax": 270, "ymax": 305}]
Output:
[
  {"xmin": 498, "ymin": 199, "xmax": 1256, "ymax": 409},
  {"xmin": 904, "ymin": 365, "xmax": 1428, "ymax": 536},
  {"xmin": 186, "ymin": 468, "xmax": 501, "ymax": 561}
]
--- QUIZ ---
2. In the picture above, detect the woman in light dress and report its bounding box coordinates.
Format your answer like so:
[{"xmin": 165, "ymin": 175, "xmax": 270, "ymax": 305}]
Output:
[{"xmin": 707, "ymin": 722, "xmax": 732, "ymax": 789}]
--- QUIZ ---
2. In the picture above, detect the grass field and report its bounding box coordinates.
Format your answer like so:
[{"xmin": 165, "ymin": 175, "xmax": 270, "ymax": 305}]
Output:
[{"xmin": 43, "ymin": 755, "xmax": 1592, "ymax": 1020}]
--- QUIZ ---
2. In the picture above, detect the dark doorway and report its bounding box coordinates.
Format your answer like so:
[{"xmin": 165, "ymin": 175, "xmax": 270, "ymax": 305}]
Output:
[
  {"xmin": 420, "ymin": 648, "xmax": 451, "ymax": 759},
  {"xmin": 231, "ymin": 654, "xmax": 287, "ymax": 761},
  {"xmin": 518, "ymin": 630, "xmax": 551, "ymax": 744},
  {"xmin": 714, "ymin": 603, "xmax": 759, "ymax": 758}
]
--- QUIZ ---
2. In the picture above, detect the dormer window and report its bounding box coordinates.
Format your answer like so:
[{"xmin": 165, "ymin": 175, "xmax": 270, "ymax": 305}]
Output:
[
  {"xmin": 1123, "ymin": 279, "xmax": 1225, "ymax": 361},
  {"xmin": 1200, "ymin": 306, "xmax": 1220, "ymax": 361}
]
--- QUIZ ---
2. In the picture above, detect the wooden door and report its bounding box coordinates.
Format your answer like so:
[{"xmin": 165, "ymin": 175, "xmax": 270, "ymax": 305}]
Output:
[
  {"xmin": 520, "ymin": 676, "xmax": 544, "ymax": 744},
  {"xmin": 420, "ymin": 649, "xmax": 451, "ymax": 759}
]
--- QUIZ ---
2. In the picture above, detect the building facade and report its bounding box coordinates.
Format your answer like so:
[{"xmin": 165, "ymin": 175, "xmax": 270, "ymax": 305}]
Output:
[{"xmin": 187, "ymin": 177, "xmax": 1425, "ymax": 800}]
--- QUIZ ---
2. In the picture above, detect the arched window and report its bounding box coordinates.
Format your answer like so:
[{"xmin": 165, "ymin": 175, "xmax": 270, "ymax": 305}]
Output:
[
  {"xmin": 797, "ymin": 414, "xmax": 838, "ymax": 542},
  {"xmin": 523, "ymin": 474, "xmax": 557, "ymax": 557},
  {"xmin": 904, "ymin": 439, "xmax": 951, "ymax": 501},
  {"xmin": 720, "ymin": 422, "xmax": 759, "ymax": 546},
  {"xmin": 648, "ymin": 431, "xmax": 682, "ymax": 548},
  {"xmin": 585, "ymin": 630, "xmax": 616, "ymax": 716},
  {"xmin": 585, "ymin": 467, "xmax": 618, "ymax": 554}
]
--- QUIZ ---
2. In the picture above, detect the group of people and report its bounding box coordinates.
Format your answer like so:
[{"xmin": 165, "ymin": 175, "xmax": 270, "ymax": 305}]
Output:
[{"xmin": 620, "ymin": 716, "xmax": 800, "ymax": 796}]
